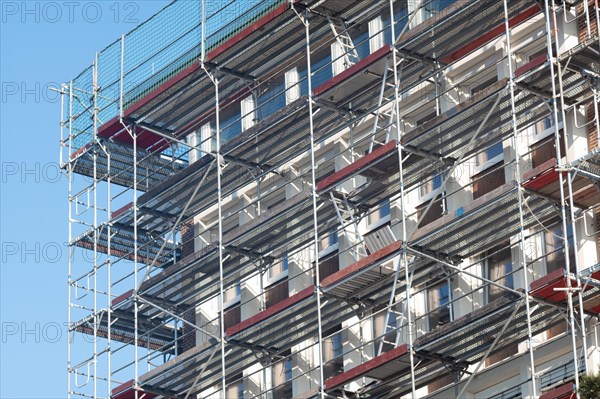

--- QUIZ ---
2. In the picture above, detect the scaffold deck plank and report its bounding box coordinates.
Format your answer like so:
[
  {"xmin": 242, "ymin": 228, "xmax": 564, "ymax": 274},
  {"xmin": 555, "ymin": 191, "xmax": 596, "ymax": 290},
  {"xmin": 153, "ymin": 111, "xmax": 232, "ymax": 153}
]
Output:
[{"xmin": 409, "ymin": 180, "xmax": 558, "ymax": 259}]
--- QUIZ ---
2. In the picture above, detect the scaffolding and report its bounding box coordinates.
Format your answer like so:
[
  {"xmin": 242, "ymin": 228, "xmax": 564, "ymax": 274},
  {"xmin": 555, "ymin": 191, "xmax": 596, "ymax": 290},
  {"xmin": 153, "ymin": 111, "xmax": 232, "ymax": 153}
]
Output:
[{"xmin": 59, "ymin": 0, "xmax": 600, "ymax": 398}]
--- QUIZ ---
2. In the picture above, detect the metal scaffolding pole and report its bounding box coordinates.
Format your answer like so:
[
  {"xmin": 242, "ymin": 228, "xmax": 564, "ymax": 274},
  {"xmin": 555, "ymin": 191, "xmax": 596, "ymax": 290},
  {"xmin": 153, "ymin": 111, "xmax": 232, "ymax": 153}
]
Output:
[
  {"xmin": 544, "ymin": 0, "xmax": 581, "ymax": 394},
  {"xmin": 503, "ymin": 1, "xmax": 539, "ymax": 396},
  {"xmin": 390, "ymin": 0, "xmax": 417, "ymax": 396},
  {"xmin": 303, "ymin": 9, "xmax": 326, "ymax": 397},
  {"xmin": 67, "ymin": 80, "xmax": 73, "ymax": 399}
]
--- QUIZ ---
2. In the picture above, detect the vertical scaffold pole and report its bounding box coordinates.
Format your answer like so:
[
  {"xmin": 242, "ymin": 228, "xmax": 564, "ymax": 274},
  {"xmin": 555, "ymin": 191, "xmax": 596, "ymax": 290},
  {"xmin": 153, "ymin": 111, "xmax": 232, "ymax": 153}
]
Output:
[
  {"xmin": 200, "ymin": 1, "xmax": 226, "ymax": 395},
  {"xmin": 554, "ymin": 3, "xmax": 589, "ymax": 373},
  {"xmin": 132, "ymin": 127, "xmax": 139, "ymax": 399},
  {"xmin": 544, "ymin": 0, "xmax": 581, "ymax": 393},
  {"xmin": 67, "ymin": 80, "xmax": 74, "ymax": 399},
  {"xmin": 503, "ymin": 1, "xmax": 538, "ymax": 397},
  {"xmin": 389, "ymin": 0, "xmax": 416, "ymax": 396},
  {"xmin": 301, "ymin": 8, "xmax": 326, "ymax": 397},
  {"xmin": 92, "ymin": 52, "xmax": 99, "ymax": 399},
  {"xmin": 216, "ymin": 77, "xmax": 227, "ymax": 399}
]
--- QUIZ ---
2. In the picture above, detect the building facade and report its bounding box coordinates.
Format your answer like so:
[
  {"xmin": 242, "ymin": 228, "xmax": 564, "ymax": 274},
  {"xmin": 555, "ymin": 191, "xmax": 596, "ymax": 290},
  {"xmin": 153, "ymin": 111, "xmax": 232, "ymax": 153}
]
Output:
[{"xmin": 62, "ymin": 0, "xmax": 600, "ymax": 398}]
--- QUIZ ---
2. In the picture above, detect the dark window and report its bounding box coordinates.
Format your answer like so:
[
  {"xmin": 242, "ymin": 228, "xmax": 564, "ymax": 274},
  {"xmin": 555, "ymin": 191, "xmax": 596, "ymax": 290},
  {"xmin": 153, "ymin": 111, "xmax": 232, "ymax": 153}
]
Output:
[
  {"xmin": 223, "ymin": 305, "xmax": 241, "ymax": 331},
  {"xmin": 428, "ymin": 281, "xmax": 451, "ymax": 329},
  {"xmin": 416, "ymin": 197, "xmax": 443, "ymax": 227},
  {"xmin": 265, "ymin": 279, "xmax": 288, "ymax": 309},
  {"xmin": 323, "ymin": 324, "xmax": 344, "ymax": 380},
  {"xmin": 316, "ymin": 252, "xmax": 340, "ymax": 284},
  {"xmin": 531, "ymin": 130, "xmax": 566, "ymax": 168},
  {"xmin": 544, "ymin": 223, "xmax": 575, "ymax": 274},
  {"xmin": 472, "ymin": 162, "xmax": 505, "ymax": 200},
  {"xmin": 486, "ymin": 245, "xmax": 513, "ymax": 303}
]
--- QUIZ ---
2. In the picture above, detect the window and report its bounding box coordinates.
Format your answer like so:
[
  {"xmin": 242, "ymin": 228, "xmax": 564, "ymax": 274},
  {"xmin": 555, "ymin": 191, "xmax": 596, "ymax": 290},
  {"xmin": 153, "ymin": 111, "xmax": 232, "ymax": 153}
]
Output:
[
  {"xmin": 369, "ymin": 16, "xmax": 385, "ymax": 53},
  {"xmin": 316, "ymin": 251, "xmax": 339, "ymax": 284},
  {"xmin": 416, "ymin": 198, "xmax": 443, "ymax": 227},
  {"xmin": 486, "ymin": 245, "xmax": 513, "ymax": 303},
  {"xmin": 476, "ymin": 142, "xmax": 503, "ymax": 169},
  {"xmin": 531, "ymin": 129, "xmax": 566, "ymax": 168},
  {"xmin": 424, "ymin": 0, "xmax": 456, "ymax": 17},
  {"xmin": 420, "ymin": 171, "xmax": 443, "ymax": 199},
  {"xmin": 323, "ymin": 325, "xmax": 344, "ymax": 380},
  {"xmin": 285, "ymin": 67, "xmax": 300, "ymax": 105},
  {"xmin": 257, "ymin": 76, "xmax": 286, "ymax": 120},
  {"xmin": 368, "ymin": 199, "xmax": 391, "ymax": 227},
  {"xmin": 269, "ymin": 254, "xmax": 288, "ymax": 280},
  {"xmin": 543, "ymin": 223, "xmax": 575, "ymax": 339},
  {"xmin": 226, "ymin": 373, "xmax": 244, "ymax": 399},
  {"xmin": 428, "ymin": 281, "xmax": 451, "ymax": 329},
  {"xmin": 272, "ymin": 350, "xmax": 293, "ymax": 398},
  {"xmin": 241, "ymin": 95, "xmax": 256, "ymax": 131},
  {"xmin": 472, "ymin": 162, "xmax": 505, "ymax": 200},
  {"xmin": 220, "ymin": 110, "xmax": 242, "ymax": 144},
  {"xmin": 265, "ymin": 278, "xmax": 288, "ymax": 309},
  {"xmin": 223, "ymin": 283, "xmax": 241, "ymax": 331},
  {"xmin": 544, "ymin": 223, "xmax": 575, "ymax": 274}
]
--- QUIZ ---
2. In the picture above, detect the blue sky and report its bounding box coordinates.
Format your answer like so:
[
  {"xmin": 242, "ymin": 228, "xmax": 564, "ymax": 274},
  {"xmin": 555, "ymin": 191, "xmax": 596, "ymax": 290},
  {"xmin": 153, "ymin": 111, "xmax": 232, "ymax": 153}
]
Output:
[{"xmin": 0, "ymin": 2, "xmax": 169, "ymax": 397}]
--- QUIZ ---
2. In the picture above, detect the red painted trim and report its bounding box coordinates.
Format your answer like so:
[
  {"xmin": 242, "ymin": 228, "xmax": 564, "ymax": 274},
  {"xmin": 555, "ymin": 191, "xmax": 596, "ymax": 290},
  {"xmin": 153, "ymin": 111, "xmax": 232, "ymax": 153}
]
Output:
[
  {"xmin": 112, "ymin": 202, "xmax": 133, "ymax": 219},
  {"xmin": 325, "ymin": 344, "xmax": 409, "ymax": 390},
  {"xmin": 70, "ymin": 143, "xmax": 92, "ymax": 159},
  {"xmin": 539, "ymin": 382, "xmax": 576, "ymax": 399},
  {"xmin": 515, "ymin": 53, "xmax": 548, "ymax": 78},
  {"xmin": 111, "ymin": 380, "xmax": 157, "ymax": 399},
  {"xmin": 322, "ymin": 241, "xmax": 402, "ymax": 288},
  {"xmin": 440, "ymin": 5, "xmax": 541, "ymax": 64},
  {"xmin": 522, "ymin": 158, "xmax": 559, "ymax": 191},
  {"xmin": 207, "ymin": 3, "xmax": 290, "ymax": 61},
  {"xmin": 530, "ymin": 268, "xmax": 566, "ymax": 293},
  {"xmin": 522, "ymin": 168, "xmax": 559, "ymax": 191},
  {"xmin": 317, "ymin": 140, "xmax": 397, "ymax": 192},
  {"xmin": 112, "ymin": 289, "xmax": 134, "ymax": 307},
  {"xmin": 314, "ymin": 45, "xmax": 391, "ymax": 97},
  {"xmin": 226, "ymin": 286, "xmax": 314, "ymax": 336},
  {"xmin": 112, "ymin": 380, "xmax": 134, "ymax": 396},
  {"xmin": 522, "ymin": 158, "xmax": 557, "ymax": 182}
]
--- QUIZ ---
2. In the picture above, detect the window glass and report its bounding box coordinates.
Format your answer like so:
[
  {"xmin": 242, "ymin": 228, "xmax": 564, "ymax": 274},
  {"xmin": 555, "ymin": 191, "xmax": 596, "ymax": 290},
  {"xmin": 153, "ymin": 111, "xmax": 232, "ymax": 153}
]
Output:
[{"xmin": 428, "ymin": 281, "xmax": 450, "ymax": 329}]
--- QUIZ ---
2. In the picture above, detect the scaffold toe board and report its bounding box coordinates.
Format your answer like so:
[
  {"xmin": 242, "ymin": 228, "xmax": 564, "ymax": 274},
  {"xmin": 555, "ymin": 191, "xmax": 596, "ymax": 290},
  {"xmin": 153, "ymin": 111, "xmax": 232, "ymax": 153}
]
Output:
[
  {"xmin": 530, "ymin": 268, "xmax": 600, "ymax": 314},
  {"xmin": 538, "ymin": 382, "xmax": 576, "ymax": 399},
  {"xmin": 325, "ymin": 344, "xmax": 413, "ymax": 391},
  {"xmin": 314, "ymin": 46, "xmax": 392, "ymax": 104},
  {"xmin": 111, "ymin": 380, "xmax": 157, "ymax": 399},
  {"xmin": 322, "ymin": 241, "xmax": 441, "ymax": 303},
  {"xmin": 522, "ymin": 158, "xmax": 600, "ymax": 208},
  {"xmin": 409, "ymin": 181, "xmax": 558, "ymax": 259}
]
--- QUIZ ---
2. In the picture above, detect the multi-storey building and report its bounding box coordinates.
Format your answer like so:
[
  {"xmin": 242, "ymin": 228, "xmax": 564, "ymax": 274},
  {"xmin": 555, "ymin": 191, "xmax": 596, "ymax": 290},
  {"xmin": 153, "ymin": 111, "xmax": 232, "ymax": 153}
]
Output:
[{"xmin": 61, "ymin": 0, "xmax": 600, "ymax": 398}]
